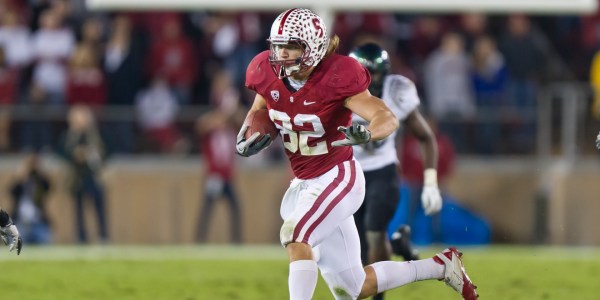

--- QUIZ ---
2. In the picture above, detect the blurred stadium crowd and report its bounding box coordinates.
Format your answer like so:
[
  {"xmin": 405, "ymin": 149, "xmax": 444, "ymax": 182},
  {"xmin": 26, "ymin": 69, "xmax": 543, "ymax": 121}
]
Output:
[{"xmin": 1, "ymin": 0, "xmax": 600, "ymax": 155}]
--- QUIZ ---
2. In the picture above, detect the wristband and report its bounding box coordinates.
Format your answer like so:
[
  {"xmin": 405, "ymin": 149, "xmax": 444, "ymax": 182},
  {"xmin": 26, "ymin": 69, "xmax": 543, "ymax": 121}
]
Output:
[{"xmin": 424, "ymin": 168, "xmax": 438, "ymax": 187}]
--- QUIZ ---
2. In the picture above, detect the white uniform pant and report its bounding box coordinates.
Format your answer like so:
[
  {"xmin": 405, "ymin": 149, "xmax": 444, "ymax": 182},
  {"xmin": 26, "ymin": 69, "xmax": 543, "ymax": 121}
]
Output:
[{"xmin": 280, "ymin": 159, "xmax": 367, "ymax": 299}]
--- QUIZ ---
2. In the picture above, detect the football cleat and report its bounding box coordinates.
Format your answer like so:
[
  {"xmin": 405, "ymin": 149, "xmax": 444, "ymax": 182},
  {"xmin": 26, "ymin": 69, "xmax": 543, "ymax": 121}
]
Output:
[
  {"xmin": 433, "ymin": 247, "xmax": 479, "ymax": 300},
  {"xmin": 390, "ymin": 225, "xmax": 420, "ymax": 261}
]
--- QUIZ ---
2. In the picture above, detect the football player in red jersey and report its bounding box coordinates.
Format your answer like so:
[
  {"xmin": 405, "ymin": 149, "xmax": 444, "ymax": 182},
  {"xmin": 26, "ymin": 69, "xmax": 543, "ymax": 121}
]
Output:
[
  {"xmin": 0, "ymin": 208, "xmax": 22, "ymax": 255},
  {"xmin": 236, "ymin": 8, "xmax": 478, "ymax": 300}
]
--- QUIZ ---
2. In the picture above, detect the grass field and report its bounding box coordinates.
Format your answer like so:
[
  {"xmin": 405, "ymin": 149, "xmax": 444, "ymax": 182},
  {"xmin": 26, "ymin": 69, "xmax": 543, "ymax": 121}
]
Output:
[{"xmin": 0, "ymin": 245, "xmax": 599, "ymax": 299}]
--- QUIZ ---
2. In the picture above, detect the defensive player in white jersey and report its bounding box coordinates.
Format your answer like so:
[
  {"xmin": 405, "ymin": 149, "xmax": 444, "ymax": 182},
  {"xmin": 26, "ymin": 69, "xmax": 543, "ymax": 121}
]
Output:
[
  {"xmin": 236, "ymin": 8, "xmax": 477, "ymax": 300},
  {"xmin": 349, "ymin": 42, "xmax": 443, "ymax": 300},
  {"xmin": 0, "ymin": 208, "xmax": 22, "ymax": 255}
]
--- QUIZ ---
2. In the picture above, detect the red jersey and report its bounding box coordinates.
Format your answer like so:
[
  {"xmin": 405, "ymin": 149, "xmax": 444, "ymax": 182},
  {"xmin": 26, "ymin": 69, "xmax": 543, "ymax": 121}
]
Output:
[
  {"xmin": 66, "ymin": 69, "xmax": 107, "ymax": 107},
  {"xmin": 246, "ymin": 51, "xmax": 370, "ymax": 179},
  {"xmin": 201, "ymin": 127, "xmax": 236, "ymax": 180}
]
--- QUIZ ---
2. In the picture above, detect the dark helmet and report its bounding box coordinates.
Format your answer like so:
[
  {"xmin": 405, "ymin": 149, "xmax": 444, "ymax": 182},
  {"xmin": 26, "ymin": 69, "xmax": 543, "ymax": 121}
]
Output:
[{"xmin": 348, "ymin": 42, "xmax": 391, "ymax": 97}]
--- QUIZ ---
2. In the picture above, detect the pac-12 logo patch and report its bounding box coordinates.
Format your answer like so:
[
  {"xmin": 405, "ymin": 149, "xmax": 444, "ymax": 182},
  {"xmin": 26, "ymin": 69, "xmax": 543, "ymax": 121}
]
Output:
[{"xmin": 270, "ymin": 90, "xmax": 279, "ymax": 102}]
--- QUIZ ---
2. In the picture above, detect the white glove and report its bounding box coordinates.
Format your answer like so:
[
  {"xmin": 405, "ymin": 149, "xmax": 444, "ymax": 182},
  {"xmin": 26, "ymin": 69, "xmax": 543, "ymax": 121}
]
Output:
[
  {"xmin": 331, "ymin": 123, "xmax": 371, "ymax": 147},
  {"xmin": 0, "ymin": 223, "xmax": 22, "ymax": 255},
  {"xmin": 421, "ymin": 168, "xmax": 442, "ymax": 216},
  {"xmin": 596, "ymin": 130, "xmax": 600, "ymax": 150},
  {"xmin": 235, "ymin": 124, "xmax": 272, "ymax": 157}
]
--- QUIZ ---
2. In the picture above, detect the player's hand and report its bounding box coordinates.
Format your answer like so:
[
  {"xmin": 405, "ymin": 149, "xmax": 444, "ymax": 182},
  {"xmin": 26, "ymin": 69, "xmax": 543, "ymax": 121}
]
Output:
[
  {"xmin": 421, "ymin": 169, "xmax": 442, "ymax": 216},
  {"xmin": 235, "ymin": 124, "xmax": 272, "ymax": 157},
  {"xmin": 0, "ymin": 223, "xmax": 22, "ymax": 255},
  {"xmin": 331, "ymin": 123, "xmax": 371, "ymax": 147},
  {"xmin": 596, "ymin": 130, "xmax": 600, "ymax": 150}
]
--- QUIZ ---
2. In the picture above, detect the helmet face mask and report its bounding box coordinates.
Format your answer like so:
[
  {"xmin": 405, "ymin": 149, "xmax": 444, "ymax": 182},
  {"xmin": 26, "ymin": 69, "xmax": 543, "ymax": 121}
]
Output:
[
  {"xmin": 268, "ymin": 38, "xmax": 312, "ymax": 78},
  {"xmin": 267, "ymin": 8, "xmax": 329, "ymax": 79},
  {"xmin": 348, "ymin": 43, "xmax": 391, "ymax": 96}
]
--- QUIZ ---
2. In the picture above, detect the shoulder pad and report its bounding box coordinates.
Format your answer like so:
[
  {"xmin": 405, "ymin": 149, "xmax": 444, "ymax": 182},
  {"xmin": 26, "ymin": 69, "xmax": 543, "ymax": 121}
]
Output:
[
  {"xmin": 245, "ymin": 51, "xmax": 272, "ymax": 92},
  {"xmin": 324, "ymin": 55, "xmax": 370, "ymax": 97}
]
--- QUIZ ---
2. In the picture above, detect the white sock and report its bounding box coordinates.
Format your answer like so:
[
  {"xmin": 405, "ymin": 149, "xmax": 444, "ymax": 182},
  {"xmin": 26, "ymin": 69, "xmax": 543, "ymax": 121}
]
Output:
[
  {"xmin": 289, "ymin": 260, "xmax": 318, "ymax": 300},
  {"xmin": 371, "ymin": 258, "xmax": 444, "ymax": 293}
]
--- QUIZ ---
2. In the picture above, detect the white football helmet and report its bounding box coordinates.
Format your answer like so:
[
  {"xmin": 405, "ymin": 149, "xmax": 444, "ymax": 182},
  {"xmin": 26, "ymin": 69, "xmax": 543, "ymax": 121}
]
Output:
[{"xmin": 267, "ymin": 8, "xmax": 329, "ymax": 78}]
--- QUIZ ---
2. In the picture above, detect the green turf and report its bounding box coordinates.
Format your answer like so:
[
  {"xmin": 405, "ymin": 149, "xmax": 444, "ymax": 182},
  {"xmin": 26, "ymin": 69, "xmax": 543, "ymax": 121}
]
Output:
[{"xmin": 0, "ymin": 245, "xmax": 599, "ymax": 299}]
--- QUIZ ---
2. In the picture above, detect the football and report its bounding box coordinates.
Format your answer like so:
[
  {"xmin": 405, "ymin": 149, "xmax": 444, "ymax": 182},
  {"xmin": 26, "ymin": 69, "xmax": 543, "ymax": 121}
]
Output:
[{"xmin": 244, "ymin": 109, "xmax": 278, "ymax": 141}]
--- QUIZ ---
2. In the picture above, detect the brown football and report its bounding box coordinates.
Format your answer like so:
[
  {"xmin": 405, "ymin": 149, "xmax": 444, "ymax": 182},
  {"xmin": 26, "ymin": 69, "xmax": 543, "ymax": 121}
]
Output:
[{"xmin": 244, "ymin": 109, "xmax": 278, "ymax": 141}]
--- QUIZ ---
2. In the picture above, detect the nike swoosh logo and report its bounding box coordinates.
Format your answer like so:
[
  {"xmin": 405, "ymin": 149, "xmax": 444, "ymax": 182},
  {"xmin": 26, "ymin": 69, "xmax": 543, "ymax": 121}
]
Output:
[{"xmin": 304, "ymin": 100, "xmax": 316, "ymax": 105}]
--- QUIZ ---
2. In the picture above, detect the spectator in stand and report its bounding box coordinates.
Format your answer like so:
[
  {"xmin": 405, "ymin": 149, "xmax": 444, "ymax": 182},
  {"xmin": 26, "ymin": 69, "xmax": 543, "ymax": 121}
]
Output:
[
  {"xmin": 191, "ymin": 12, "xmax": 235, "ymax": 106},
  {"xmin": 30, "ymin": 8, "xmax": 75, "ymax": 105},
  {"xmin": 29, "ymin": 0, "xmax": 53, "ymax": 32},
  {"xmin": 50, "ymin": 0, "xmax": 78, "ymax": 28},
  {"xmin": 498, "ymin": 14, "xmax": 548, "ymax": 153},
  {"xmin": 68, "ymin": 0, "xmax": 100, "ymax": 26},
  {"xmin": 146, "ymin": 15, "xmax": 197, "ymax": 105},
  {"xmin": 19, "ymin": 83, "xmax": 54, "ymax": 152},
  {"xmin": 9, "ymin": 152, "xmax": 52, "ymax": 244},
  {"xmin": 78, "ymin": 16, "xmax": 105, "ymax": 58},
  {"xmin": 391, "ymin": 52, "xmax": 419, "ymax": 86},
  {"xmin": 409, "ymin": 17, "xmax": 447, "ymax": 73},
  {"xmin": 0, "ymin": 13, "xmax": 27, "ymax": 150},
  {"xmin": 196, "ymin": 70, "xmax": 242, "ymax": 244},
  {"xmin": 135, "ymin": 75, "xmax": 183, "ymax": 153},
  {"xmin": 195, "ymin": 112, "xmax": 242, "ymax": 243},
  {"xmin": 0, "ymin": 0, "xmax": 27, "ymax": 19},
  {"xmin": 423, "ymin": 32, "xmax": 475, "ymax": 153},
  {"xmin": 103, "ymin": 14, "xmax": 144, "ymax": 154},
  {"xmin": 212, "ymin": 12, "xmax": 262, "ymax": 90},
  {"xmin": 0, "ymin": 9, "xmax": 32, "ymax": 71},
  {"xmin": 0, "ymin": 109, "xmax": 10, "ymax": 151},
  {"xmin": 66, "ymin": 44, "xmax": 106, "ymax": 107},
  {"xmin": 470, "ymin": 35, "xmax": 508, "ymax": 154},
  {"xmin": 0, "ymin": 47, "xmax": 14, "ymax": 151},
  {"xmin": 0, "ymin": 46, "xmax": 19, "ymax": 105},
  {"xmin": 58, "ymin": 105, "xmax": 109, "ymax": 243},
  {"xmin": 457, "ymin": 13, "xmax": 489, "ymax": 52},
  {"xmin": 332, "ymin": 12, "xmax": 399, "ymax": 55}
]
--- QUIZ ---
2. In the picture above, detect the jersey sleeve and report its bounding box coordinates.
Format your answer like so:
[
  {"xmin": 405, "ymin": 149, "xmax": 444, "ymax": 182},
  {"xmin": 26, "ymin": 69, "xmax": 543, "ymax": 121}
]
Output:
[
  {"xmin": 326, "ymin": 56, "xmax": 371, "ymax": 99},
  {"xmin": 384, "ymin": 74, "xmax": 420, "ymax": 121},
  {"xmin": 245, "ymin": 50, "xmax": 271, "ymax": 93}
]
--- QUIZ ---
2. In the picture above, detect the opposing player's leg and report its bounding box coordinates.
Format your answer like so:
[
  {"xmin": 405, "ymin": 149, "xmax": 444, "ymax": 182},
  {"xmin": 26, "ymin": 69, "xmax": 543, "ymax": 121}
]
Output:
[
  {"xmin": 389, "ymin": 224, "xmax": 420, "ymax": 261},
  {"xmin": 362, "ymin": 164, "xmax": 401, "ymax": 300},
  {"xmin": 353, "ymin": 196, "xmax": 369, "ymax": 264},
  {"xmin": 280, "ymin": 160, "xmax": 365, "ymax": 300}
]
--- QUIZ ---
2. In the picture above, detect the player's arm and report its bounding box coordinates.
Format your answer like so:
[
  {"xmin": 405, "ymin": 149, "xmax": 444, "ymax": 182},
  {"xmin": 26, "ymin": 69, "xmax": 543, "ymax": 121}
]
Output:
[
  {"xmin": 235, "ymin": 94, "xmax": 271, "ymax": 157},
  {"xmin": 247, "ymin": 93, "xmax": 268, "ymax": 112},
  {"xmin": 404, "ymin": 109, "xmax": 438, "ymax": 170},
  {"xmin": 332, "ymin": 90, "xmax": 399, "ymax": 147},
  {"xmin": 404, "ymin": 109, "xmax": 443, "ymax": 216},
  {"xmin": 346, "ymin": 90, "xmax": 399, "ymax": 141}
]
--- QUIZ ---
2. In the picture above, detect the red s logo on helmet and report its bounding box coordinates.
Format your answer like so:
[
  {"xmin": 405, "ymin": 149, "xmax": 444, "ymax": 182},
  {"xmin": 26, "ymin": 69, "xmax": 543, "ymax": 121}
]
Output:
[{"xmin": 312, "ymin": 18, "xmax": 324, "ymax": 38}]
